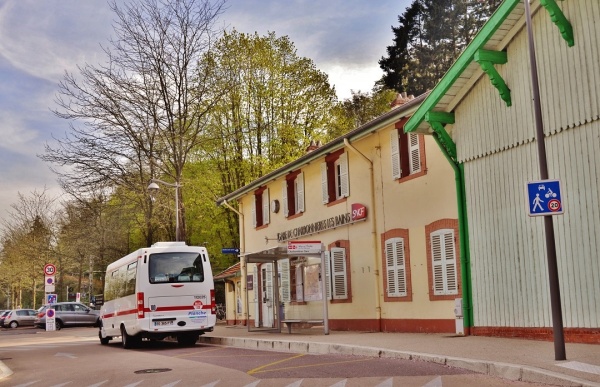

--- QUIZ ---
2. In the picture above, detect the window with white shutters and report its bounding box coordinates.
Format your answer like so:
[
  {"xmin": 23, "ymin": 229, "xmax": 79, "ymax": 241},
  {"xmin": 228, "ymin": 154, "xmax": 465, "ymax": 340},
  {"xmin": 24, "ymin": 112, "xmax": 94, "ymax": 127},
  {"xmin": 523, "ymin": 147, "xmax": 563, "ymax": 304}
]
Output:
[
  {"xmin": 430, "ymin": 229, "xmax": 458, "ymax": 296},
  {"xmin": 330, "ymin": 247, "xmax": 348, "ymax": 300},
  {"xmin": 321, "ymin": 150, "xmax": 349, "ymax": 204},
  {"xmin": 253, "ymin": 187, "xmax": 269, "ymax": 228},
  {"xmin": 385, "ymin": 238, "xmax": 407, "ymax": 297},
  {"xmin": 279, "ymin": 259, "xmax": 290, "ymax": 303},
  {"xmin": 390, "ymin": 128, "xmax": 424, "ymax": 180},
  {"xmin": 284, "ymin": 170, "xmax": 304, "ymax": 217}
]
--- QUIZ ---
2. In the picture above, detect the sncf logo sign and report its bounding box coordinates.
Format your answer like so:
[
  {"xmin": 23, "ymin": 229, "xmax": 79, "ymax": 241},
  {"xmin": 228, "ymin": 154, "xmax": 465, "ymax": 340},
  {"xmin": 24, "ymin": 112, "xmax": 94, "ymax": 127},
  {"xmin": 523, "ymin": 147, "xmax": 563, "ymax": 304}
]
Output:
[{"xmin": 351, "ymin": 203, "xmax": 367, "ymax": 221}]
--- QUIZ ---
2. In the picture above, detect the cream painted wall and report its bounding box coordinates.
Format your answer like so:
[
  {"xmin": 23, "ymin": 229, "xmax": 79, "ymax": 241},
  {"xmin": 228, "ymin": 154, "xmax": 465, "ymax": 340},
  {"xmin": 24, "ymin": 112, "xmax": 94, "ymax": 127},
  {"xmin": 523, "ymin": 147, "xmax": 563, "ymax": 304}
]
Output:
[{"xmin": 236, "ymin": 113, "xmax": 460, "ymax": 327}]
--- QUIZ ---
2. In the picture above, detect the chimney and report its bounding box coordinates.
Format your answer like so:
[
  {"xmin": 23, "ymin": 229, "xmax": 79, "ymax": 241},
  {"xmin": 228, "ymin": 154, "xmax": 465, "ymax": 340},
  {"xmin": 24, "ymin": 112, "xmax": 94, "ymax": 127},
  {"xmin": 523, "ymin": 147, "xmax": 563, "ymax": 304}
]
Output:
[
  {"xmin": 390, "ymin": 92, "xmax": 415, "ymax": 109},
  {"xmin": 306, "ymin": 140, "xmax": 321, "ymax": 153}
]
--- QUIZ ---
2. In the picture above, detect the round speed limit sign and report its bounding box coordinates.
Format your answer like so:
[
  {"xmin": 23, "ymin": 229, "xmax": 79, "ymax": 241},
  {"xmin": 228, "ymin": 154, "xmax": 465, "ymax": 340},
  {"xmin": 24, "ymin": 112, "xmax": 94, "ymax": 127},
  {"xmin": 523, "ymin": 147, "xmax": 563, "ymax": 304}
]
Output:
[{"xmin": 44, "ymin": 263, "xmax": 57, "ymax": 276}]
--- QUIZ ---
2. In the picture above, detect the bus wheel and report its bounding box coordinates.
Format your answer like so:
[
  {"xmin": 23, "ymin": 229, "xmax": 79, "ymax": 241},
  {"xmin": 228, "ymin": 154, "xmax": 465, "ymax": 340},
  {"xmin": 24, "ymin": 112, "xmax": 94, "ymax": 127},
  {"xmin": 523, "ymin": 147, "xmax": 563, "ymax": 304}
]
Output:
[
  {"xmin": 177, "ymin": 333, "xmax": 198, "ymax": 347},
  {"xmin": 121, "ymin": 326, "xmax": 139, "ymax": 349}
]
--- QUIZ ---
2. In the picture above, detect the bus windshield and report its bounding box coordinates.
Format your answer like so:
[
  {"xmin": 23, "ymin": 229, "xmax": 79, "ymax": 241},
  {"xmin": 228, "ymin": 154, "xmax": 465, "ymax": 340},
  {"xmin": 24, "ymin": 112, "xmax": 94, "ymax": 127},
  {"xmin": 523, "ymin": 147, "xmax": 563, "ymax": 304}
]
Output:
[{"xmin": 149, "ymin": 252, "xmax": 205, "ymax": 284}]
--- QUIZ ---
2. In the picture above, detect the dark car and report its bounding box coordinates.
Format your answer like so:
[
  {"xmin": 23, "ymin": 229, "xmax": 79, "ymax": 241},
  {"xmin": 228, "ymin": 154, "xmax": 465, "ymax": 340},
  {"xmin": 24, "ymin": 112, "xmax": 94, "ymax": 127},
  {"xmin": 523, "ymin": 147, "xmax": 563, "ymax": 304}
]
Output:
[
  {"xmin": 0, "ymin": 310, "xmax": 11, "ymax": 327},
  {"xmin": 2, "ymin": 309, "xmax": 38, "ymax": 328},
  {"xmin": 35, "ymin": 302, "xmax": 100, "ymax": 330}
]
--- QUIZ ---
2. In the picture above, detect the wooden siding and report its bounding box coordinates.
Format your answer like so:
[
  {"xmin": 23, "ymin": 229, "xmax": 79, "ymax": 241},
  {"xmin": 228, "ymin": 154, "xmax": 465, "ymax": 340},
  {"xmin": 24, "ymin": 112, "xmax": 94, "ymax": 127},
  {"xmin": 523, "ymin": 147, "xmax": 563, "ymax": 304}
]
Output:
[{"xmin": 459, "ymin": 0, "xmax": 600, "ymax": 328}]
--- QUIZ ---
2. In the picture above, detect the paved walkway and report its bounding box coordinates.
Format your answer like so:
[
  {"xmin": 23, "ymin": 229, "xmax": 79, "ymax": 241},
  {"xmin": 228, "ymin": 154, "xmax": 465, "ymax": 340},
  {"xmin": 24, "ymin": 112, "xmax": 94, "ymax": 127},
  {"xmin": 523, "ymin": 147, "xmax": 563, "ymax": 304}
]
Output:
[{"xmin": 200, "ymin": 324, "xmax": 600, "ymax": 387}]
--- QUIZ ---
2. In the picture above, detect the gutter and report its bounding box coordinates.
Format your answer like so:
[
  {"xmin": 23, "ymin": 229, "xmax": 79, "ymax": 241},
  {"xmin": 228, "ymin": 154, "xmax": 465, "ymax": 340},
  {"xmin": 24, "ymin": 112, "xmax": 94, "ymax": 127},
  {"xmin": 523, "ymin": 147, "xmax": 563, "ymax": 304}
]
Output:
[{"xmin": 343, "ymin": 138, "xmax": 382, "ymax": 331}]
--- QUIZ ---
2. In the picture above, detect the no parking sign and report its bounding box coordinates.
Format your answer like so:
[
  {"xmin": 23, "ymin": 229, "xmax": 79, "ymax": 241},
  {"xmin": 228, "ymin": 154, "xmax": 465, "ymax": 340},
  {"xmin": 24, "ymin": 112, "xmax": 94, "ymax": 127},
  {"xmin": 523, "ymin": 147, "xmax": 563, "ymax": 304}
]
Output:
[{"xmin": 45, "ymin": 307, "xmax": 56, "ymax": 331}]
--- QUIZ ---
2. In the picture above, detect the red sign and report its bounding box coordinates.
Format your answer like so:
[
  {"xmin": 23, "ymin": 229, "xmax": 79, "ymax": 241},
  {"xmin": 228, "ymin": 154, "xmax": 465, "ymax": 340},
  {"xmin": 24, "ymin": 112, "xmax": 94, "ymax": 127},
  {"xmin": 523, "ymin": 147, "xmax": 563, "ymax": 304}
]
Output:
[
  {"xmin": 44, "ymin": 264, "xmax": 56, "ymax": 276},
  {"xmin": 351, "ymin": 203, "xmax": 367, "ymax": 221}
]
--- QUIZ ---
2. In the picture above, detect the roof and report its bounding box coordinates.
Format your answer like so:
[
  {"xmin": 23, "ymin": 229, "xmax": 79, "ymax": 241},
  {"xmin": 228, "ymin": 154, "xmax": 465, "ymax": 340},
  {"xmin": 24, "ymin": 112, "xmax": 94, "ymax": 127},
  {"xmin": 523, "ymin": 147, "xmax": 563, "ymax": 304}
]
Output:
[
  {"xmin": 214, "ymin": 262, "xmax": 240, "ymax": 280},
  {"xmin": 405, "ymin": 0, "xmax": 527, "ymax": 134},
  {"xmin": 216, "ymin": 93, "xmax": 427, "ymax": 205}
]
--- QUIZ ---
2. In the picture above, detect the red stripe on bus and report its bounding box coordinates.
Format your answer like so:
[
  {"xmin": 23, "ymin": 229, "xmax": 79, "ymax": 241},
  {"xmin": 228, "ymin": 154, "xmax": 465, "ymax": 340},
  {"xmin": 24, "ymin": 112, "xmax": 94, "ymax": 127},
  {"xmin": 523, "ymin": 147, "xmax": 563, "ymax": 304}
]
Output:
[{"xmin": 102, "ymin": 304, "xmax": 211, "ymax": 319}]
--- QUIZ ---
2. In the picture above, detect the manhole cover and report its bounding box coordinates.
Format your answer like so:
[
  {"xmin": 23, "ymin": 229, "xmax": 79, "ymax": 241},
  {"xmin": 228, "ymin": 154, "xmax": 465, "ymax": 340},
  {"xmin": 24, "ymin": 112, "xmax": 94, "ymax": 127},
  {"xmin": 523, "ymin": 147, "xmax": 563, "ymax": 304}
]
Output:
[{"xmin": 134, "ymin": 368, "xmax": 172, "ymax": 374}]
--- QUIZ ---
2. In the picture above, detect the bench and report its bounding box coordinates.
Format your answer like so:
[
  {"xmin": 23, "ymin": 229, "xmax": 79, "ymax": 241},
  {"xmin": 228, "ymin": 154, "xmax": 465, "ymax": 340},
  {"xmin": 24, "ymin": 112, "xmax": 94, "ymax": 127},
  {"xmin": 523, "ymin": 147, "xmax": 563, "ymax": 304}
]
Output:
[{"xmin": 281, "ymin": 319, "xmax": 324, "ymax": 334}]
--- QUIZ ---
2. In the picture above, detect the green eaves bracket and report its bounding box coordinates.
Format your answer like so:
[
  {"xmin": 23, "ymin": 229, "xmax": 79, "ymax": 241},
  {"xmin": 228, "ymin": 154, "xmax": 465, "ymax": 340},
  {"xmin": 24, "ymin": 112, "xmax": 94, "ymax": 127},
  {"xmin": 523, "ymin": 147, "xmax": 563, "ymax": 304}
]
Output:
[
  {"xmin": 540, "ymin": 0, "xmax": 574, "ymax": 47},
  {"xmin": 425, "ymin": 111, "xmax": 456, "ymax": 160},
  {"xmin": 474, "ymin": 49, "xmax": 511, "ymax": 107}
]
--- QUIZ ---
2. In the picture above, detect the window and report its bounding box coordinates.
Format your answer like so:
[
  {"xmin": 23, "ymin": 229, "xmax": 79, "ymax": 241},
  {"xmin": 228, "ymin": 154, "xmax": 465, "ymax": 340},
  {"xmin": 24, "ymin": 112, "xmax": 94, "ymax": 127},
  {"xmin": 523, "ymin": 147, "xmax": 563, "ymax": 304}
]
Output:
[
  {"xmin": 425, "ymin": 219, "xmax": 461, "ymax": 301},
  {"xmin": 252, "ymin": 187, "xmax": 270, "ymax": 228},
  {"xmin": 148, "ymin": 252, "xmax": 205, "ymax": 284},
  {"xmin": 321, "ymin": 149, "xmax": 349, "ymax": 204},
  {"xmin": 326, "ymin": 240, "xmax": 352, "ymax": 302},
  {"xmin": 381, "ymin": 229, "xmax": 412, "ymax": 302},
  {"xmin": 391, "ymin": 122, "xmax": 426, "ymax": 181},
  {"xmin": 283, "ymin": 170, "xmax": 304, "ymax": 217},
  {"xmin": 385, "ymin": 238, "xmax": 407, "ymax": 297}
]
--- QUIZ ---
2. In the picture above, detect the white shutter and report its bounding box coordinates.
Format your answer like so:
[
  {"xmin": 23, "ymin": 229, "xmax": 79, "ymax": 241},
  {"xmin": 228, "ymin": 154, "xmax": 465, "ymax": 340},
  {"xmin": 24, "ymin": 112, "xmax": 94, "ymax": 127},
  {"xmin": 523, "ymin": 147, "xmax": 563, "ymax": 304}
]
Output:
[
  {"xmin": 262, "ymin": 188, "xmax": 270, "ymax": 225},
  {"xmin": 265, "ymin": 263, "xmax": 273, "ymax": 302},
  {"xmin": 252, "ymin": 198, "xmax": 257, "ymax": 227},
  {"xmin": 296, "ymin": 172, "xmax": 305, "ymax": 213},
  {"xmin": 321, "ymin": 162, "xmax": 329, "ymax": 204},
  {"xmin": 390, "ymin": 129, "xmax": 401, "ymax": 180},
  {"xmin": 431, "ymin": 229, "xmax": 457, "ymax": 295},
  {"xmin": 339, "ymin": 152, "xmax": 349, "ymax": 198},
  {"xmin": 409, "ymin": 133, "xmax": 421, "ymax": 174},
  {"xmin": 385, "ymin": 238, "xmax": 406, "ymax": 297},
  {"xmin": 282, "ymin": 181, "xmax": 289, "ymax": 217},
  {"xmin": 253, "ymin": 265, "xmax": 259, "ymax": 327},
  {"xmin": 279, "ymin": 259, "xmax": 290, "ymax": 302},
  {"xmin": 324, "ymin": 251, "xmax": 332, "ymax": 300},
  {"xmin": 295, "ymin": 263, "xmax": 304, "ymax": 302},
  {"xmin": 253, "ymin": 266, "xmax": 258, "ymax": 302},
  {"xmin": 330, "ymin": 247, "xmax": 347, "ymax": 299}
]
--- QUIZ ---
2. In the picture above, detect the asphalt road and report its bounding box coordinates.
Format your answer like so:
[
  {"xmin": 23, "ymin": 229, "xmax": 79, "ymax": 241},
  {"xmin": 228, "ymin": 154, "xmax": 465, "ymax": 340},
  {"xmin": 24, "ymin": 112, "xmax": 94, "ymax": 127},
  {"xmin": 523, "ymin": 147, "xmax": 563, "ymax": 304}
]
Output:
[{"xmin": 0, "ymin": 327, "xmax": 550, "ymax": 386}]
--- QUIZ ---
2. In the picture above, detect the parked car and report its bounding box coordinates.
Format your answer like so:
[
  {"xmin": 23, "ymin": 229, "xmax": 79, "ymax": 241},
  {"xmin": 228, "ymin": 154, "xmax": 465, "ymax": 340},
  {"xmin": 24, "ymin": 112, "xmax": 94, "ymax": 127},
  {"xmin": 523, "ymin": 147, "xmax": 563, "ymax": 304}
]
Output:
[
  {"xmin": 35, "ymin": 302, "xmax": 100, "ymax": 330},
  {"xmin": 0, "ymin": 310, "xmax": 10, "ymax": 327},
  {"xmin": 2, "ymin": 309, "xmax": 38, "ymax": 328}
]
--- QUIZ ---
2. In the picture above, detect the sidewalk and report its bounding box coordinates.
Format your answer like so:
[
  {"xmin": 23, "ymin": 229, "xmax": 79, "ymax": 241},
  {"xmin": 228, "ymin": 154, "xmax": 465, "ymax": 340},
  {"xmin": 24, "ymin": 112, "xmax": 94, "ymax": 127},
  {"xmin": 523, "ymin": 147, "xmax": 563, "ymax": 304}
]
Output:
[{"xmin": 200, "ymin": 324, "xmax": 600, "ymax": 387}]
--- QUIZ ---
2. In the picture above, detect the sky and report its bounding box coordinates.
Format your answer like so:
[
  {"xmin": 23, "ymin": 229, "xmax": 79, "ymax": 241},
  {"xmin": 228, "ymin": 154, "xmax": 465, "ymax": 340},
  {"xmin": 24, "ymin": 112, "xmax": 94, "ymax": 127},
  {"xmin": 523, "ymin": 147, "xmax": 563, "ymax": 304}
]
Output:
[{"xmin": 0, "ymin": 0, "xmax": 410, "ymax": 222}]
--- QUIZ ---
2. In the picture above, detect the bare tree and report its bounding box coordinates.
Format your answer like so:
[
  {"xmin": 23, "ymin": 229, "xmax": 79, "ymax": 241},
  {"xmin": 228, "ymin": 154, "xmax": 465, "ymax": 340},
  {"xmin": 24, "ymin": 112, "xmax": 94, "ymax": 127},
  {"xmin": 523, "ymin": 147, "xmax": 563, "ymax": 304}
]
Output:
[{"xmin": 41, "ymin": 0, "xmax": 226, "ymax": 244}]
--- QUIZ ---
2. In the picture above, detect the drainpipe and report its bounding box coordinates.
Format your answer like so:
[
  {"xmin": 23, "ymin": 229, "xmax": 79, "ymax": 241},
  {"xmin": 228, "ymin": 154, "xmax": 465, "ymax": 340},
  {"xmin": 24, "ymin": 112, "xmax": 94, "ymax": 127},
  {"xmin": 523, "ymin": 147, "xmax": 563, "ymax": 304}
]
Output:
[
  {"xmin": 430, "ymin": 131, "xmax": 473, "ymax": 335},
  {"xmin": 220, "ymin": 200, "xmax": 248, "ymax": 325},
  {"xmin": 343, "ymin": 138, "xmax": 383, "ymax": 331}
]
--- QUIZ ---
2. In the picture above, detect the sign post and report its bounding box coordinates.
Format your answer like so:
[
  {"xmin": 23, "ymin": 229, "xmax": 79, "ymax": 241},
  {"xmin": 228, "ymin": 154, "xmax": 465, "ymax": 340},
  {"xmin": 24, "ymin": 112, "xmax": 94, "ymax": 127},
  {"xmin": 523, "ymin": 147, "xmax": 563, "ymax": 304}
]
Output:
[{"xmin": 45, "ymin": 307, "xmax": 56, "ymax": 331}]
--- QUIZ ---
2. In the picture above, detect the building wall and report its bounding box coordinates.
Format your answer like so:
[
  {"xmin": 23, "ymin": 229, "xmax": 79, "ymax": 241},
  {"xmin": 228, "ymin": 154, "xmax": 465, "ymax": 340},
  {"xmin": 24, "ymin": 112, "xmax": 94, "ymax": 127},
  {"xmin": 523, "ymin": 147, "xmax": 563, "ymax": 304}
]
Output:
[
  {"xmin": 452, "ymin": 0, "xmax": 600, "ymax": 334},
  {"xmin": 238, "ymin": 116, "xmax": 460, "ymax": 332}
]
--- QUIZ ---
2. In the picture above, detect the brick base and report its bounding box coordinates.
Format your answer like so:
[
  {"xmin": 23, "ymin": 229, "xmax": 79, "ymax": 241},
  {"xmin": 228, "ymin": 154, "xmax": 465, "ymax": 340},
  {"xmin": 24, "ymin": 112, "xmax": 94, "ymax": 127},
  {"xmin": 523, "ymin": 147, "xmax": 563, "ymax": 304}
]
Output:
[{"xmin": 472, "ymin": 326, "xmax": 600, "ymax": 344}]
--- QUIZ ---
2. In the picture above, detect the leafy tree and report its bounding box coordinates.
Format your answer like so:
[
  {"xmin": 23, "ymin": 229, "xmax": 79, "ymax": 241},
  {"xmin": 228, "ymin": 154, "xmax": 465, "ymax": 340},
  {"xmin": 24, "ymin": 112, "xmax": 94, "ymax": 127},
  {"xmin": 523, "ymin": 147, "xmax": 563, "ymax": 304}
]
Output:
[{"xmin": 327, "ymin": 88, "xmax": 398, "ymax": 140}]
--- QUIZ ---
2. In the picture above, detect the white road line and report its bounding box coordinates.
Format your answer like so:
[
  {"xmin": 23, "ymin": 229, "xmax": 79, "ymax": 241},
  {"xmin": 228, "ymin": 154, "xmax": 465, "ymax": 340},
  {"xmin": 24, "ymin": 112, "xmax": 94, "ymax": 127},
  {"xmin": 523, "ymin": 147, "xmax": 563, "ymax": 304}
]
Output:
[
  {"xmin": 329, "ymin": 379, "xmax": 347, "ymax": 387},
  {"xmin": 422, "ymin": 376, "xmax": 443, "ymax": 387},
  {"xmin": 285, "ymin": 380, "xmax": 303, "ymax": 387},
  {"xmin": 375, "ymin": 378, "xmax": 393, "ymax": 387},
  {"xmin": 557, "ymin": 361, "xmax": 600, "ymax": 375}
]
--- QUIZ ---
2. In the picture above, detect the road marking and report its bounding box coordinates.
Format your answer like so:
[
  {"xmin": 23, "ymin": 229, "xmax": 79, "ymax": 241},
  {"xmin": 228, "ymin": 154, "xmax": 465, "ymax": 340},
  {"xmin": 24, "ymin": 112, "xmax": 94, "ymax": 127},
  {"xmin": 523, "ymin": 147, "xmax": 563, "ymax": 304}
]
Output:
[
  {"xmin": 375, "ymin": 378, "xmax": 393, "ymax": 387},
  {"xmin": 242, "ymin": 382, "xmax": 260, "ymax": 387},
  {"xmin": 13, "ymin": 381, "xmax": 41, "ymax": 387},
  {"xmin": 161, "ymin": 381, "xmax": 181, "ymax": 387},
  {"xmin": 284, "ymin": 380, "xmax": 303, "ymax": 387},
  {"xmin": 422, "ymin": 376, "xmax": 443, "ymax": 386},
  {"xmin": 249, "ymin": 356, "xmax": 376, "ymax": 375},
  {"xmin": 247, "ymin": 353, "xmax": 305, "ymax": 375},
  {"xmin": 87, "ymin": 380, "xmax": 109, "ymax": 387},
  {"xmin": 330, "ymin": 380, "xmax": 347, "ymax": 387},
  {"xmin": 49, "ymin": 383, "xmax": 72, "ymax": 387},
  {"xmin": 557, "ymin": 361, "xmax": 600, "ymax": 375},
  {"xmin": 55, "ymin": 352, "xmax": 77, "ymax": 359},
  {"xmin": 122, "ymin": 382, "xmax": 144, "ymax": 387}
]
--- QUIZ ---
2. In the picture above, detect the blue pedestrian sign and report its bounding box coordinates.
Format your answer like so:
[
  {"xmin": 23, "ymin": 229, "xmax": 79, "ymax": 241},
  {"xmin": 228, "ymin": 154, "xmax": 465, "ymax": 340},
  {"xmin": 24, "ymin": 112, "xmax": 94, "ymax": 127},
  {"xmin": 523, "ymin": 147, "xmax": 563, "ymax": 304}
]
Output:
[
  {"xmin": 221, "ymin": 248, "xmax": 240, "ymax": 254},
  {"xmin": 527, "ymin": 179, "xmax": 564, "ymax": 216}
]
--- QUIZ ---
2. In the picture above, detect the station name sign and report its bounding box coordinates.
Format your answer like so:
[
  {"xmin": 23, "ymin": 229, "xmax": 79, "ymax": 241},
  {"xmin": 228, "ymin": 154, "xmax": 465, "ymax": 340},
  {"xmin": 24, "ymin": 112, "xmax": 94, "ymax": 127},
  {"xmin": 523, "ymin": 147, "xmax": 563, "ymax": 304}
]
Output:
[{"xmin": 277, "ymin": 203, "xmax": 367, "ymax": 242}]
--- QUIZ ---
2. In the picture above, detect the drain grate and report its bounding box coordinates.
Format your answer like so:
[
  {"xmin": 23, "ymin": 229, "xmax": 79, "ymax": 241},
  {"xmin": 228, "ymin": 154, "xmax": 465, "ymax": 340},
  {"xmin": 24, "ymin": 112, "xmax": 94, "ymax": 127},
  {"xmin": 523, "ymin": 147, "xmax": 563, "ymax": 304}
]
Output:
[{"xmin": 134, "ymin": 368, "xmax": 172, "ymax": 374}]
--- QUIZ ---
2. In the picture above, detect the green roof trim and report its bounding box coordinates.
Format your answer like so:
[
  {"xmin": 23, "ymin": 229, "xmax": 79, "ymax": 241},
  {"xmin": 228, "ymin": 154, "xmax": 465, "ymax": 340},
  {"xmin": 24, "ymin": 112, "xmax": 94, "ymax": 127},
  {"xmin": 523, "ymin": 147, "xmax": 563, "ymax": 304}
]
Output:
[
  {"xmin": 540, "ymin": 0, "xmax": 574, "ymax": 47},
  {"xmin": 475, "ymin": 49, "xmax": 511, "ymax": 107},
  {"xmin": 426, "ymin": 111, "xmax": 456, "ymax": 159},
  {"xmin": 404, "ymin": 0, "xmax": 520, "ymax": 133}
]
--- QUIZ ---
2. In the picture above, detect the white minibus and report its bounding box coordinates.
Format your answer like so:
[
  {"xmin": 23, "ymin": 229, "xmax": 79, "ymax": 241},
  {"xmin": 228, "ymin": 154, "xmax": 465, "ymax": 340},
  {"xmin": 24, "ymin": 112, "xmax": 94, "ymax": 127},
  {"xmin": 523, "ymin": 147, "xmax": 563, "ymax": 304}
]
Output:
[{"xmin": 99, "ymin": 242, "xmax": 216, "ymax": 348}]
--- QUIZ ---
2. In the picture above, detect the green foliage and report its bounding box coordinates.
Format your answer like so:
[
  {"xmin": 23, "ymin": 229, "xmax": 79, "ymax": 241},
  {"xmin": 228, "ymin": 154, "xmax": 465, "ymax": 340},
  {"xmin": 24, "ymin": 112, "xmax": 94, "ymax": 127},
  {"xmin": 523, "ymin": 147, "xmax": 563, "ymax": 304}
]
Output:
[{"xmin": 379, "ymin": 0, "xmax": 501, "ymax": 96}]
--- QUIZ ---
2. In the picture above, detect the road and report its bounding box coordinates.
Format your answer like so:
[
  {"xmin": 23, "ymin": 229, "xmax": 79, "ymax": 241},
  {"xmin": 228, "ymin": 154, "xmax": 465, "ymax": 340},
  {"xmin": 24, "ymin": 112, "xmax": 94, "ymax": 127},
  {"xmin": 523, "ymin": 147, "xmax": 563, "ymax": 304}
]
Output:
[{"xmin": 0, "ymin": 326, "xmax": 550, "ymax": 386}]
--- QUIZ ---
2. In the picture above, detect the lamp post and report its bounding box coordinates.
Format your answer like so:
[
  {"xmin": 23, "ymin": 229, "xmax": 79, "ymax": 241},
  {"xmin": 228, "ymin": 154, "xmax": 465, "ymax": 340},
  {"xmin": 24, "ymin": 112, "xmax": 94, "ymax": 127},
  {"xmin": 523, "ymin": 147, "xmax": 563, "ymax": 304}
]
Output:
[{"xmin": 147, "ymin": 178, "xmax": 181, "ymax": 241}]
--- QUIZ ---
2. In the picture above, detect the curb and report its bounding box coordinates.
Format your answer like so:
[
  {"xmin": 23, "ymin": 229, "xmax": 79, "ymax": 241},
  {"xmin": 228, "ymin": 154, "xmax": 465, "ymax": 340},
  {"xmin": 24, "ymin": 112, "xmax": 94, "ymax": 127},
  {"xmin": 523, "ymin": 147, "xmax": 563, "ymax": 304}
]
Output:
[{"xmin": 198, "ymin": 336, "xmax": 600, "ymax": 387}]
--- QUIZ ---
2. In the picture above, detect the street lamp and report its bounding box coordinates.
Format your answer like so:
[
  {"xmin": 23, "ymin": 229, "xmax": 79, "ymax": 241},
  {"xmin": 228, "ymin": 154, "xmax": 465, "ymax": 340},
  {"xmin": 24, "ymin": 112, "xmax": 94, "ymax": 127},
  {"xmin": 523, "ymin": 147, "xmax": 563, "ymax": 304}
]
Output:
[{"xmin": 147, "ymin": 178, "xmax": 181, "ymax": 241}]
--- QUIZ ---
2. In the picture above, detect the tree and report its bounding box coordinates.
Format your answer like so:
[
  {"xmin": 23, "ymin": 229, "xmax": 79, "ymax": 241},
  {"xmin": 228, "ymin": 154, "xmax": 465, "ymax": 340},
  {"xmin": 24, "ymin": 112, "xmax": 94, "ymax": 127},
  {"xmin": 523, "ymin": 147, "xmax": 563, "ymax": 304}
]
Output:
[
  {"xmin": 379, "ymin": 0, "xmax": 501, "ymax": 96},
  {"xmin": 41, "ymin": 0, "xmax": 226, "ymax": 244},
  {"xmin": 327, "ymin": 88, "xmax": 398, "ymax": 140},
  {"xmin": 198, "ymin": 30, "xmax": 337, "ymax": 198}
]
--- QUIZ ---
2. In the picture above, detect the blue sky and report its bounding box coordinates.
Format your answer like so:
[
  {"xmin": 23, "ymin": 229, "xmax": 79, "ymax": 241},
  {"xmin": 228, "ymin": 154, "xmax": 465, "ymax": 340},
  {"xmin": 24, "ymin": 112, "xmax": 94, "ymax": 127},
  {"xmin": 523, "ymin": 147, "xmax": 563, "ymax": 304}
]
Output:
[{"xmin": 0, "ymin": 0, "xmax": 410, "ymax": 220}]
